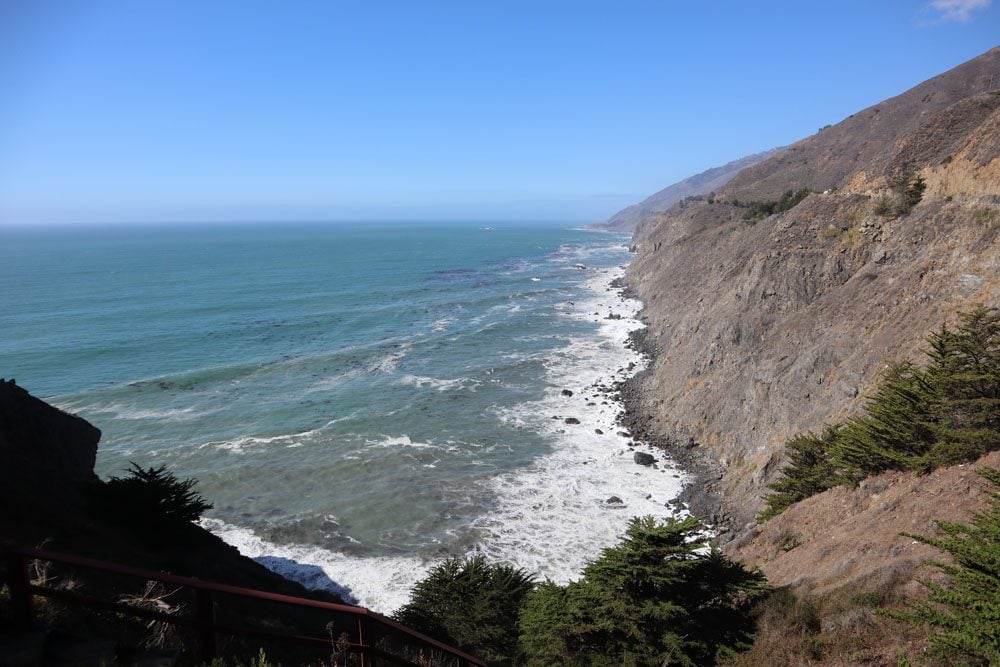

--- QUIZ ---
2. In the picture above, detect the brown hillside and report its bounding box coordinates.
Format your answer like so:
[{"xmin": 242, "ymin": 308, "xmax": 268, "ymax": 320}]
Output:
[
  {"xmin": 625, "ymin": 46, "xmax": 1000, "ymax": 531},
  {"xmin": 723, "ymin": 46, "xmax": 1000, "ymax": 201},
  {"xmin": 725, "ymin": 451, "xmax": 1000, "ymax": 667},
  {"xmin": 594, "ymin": 148, "xmax": 782, "ymax": 232}
]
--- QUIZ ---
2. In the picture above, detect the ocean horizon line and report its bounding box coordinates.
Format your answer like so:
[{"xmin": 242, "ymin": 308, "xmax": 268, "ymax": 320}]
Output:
[{"xmin": 0, "ymin": 217, "xmax": 603, "ymax": 231}]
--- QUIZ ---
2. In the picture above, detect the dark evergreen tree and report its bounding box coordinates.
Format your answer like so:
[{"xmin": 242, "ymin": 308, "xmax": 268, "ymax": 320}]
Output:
[
  {"xmin": 518, "ymin": 516, "xmax": 768, "ymax": 666},
  {"xmin": 831, "ymin": 361, "xmax": 938, "ymax": 480},
  {"xmin": 759, "ymin": 427, "xmax": 840, "ymax": 521},
  {"xmin": 89, "ymin": 462, "xmax": 213, "ymax": 537},
  {"xmin": 886, "ymin": 468, "xmax": 1000, "ymax": 665},
  {"xmin": 393, "ymin": 555, "xmax": 534, "ymax": 666},
  {"xmin": 920, "ymin": 306, "xmax": 1000, "ymax": 470},
  {"xmin": 760, "ymin": 306, "xmax": 1000, "ymax": 520}
]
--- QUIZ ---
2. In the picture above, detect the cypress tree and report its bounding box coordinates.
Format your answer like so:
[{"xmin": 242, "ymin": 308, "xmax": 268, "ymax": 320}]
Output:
[
  {"xmin": 760, "ymin": 305, "xmax": 1000, "ymax": 520},
  {"xmin": 394, "ymin": 555, "xmax": 535, "ymax": 666},
  {"xmin": 759, "ymin": 427, "xmax": 840, "ymax": 521},
  {"xmin": 830, "ymin": 361, "xmax": 938, "ymax": 480},
  {"xmin": 920, "ymin": 306, "xmax": 1000, "ymax": 470},
  {"xmin": 518, "ymin": 516, "xmax": 768, "ymax": 666},
  {"xmin": 886, "ymin": 468, "xmax": 1000, "ymax": 664}
]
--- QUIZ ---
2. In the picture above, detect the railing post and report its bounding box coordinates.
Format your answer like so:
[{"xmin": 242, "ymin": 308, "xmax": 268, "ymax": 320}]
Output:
[
  {"xmin": 196, "ymin": 588, "xmax": 217, "ymax": 661},
  {"xmin": 3, "ymin": 545, "xmax": 33, "ymax": 631},
  {"xmin": 356, "ymin": 616, "xmax": 370, "ymax": 667}
]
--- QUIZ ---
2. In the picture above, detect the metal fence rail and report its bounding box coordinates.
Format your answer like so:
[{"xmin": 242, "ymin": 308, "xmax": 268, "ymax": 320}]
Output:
[{"xmin": 2, "ymin": 542, "xmax": 486, "ymax": 666}]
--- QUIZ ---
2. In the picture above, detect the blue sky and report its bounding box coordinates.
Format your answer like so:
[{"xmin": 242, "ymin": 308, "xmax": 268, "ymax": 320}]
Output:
[{"xmin": 1, "ymin": 1, "xmax": 997, "ymax": 225}]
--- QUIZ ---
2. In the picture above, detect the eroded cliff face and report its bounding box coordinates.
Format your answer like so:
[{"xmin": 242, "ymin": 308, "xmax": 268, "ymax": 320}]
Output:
[
  {"xmin": 0, "ymin": 378, "xmax": 100, "ymax": 507},
  {"xmin": 624, "ymin": 48, "xmax": 1000, "ymax": 531}
]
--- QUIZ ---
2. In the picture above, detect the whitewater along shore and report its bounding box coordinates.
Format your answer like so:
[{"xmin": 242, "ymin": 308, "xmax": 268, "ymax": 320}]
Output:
[
  {"xmin": 204, "ymin": 255, "xmax": 692, "ymax": 614},
  {"xmin": 611, "ymin": 276, "xmax": 734, "ymax": 537}
]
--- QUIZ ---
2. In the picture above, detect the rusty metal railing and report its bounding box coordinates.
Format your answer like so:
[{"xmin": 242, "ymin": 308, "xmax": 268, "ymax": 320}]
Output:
[{"xmin": 2, "ymin": 542, "xmax": 486, "ymax": 666}]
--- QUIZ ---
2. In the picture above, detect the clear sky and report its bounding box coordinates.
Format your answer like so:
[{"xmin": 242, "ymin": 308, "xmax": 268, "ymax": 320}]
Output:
[{"xmin": 1, "ymin": 1, "xmax": 997, "ymax": 225}]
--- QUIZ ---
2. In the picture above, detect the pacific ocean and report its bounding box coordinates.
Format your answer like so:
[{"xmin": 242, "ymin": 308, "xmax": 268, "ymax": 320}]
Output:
[{"xmin": 1, "ymin": 221, "xmax": 686, "ymax": 611}]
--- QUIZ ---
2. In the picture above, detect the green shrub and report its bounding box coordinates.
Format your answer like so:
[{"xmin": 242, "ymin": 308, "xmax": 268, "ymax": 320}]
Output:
[
  {"xmin": 394, "ymin": 555, "xmax": 534, "ymax": 666},
  {"xmin": 893, "ymin": 176, "xmax": 927, "ymax": 216},
  {"xmin": 740, "ymin": 188, "xmax": 813, "ymax": 223},
  {"xmin": 884, "ymin": 468, "xmax": 1000, "ymax": 665},
  {"xmin": 972, "ymin": 206, "xmax": 998, "ymax": 227},
  {"xmin": 873, "ymin": 175, "xmax": 927, "ymax": 218},
  {"xmin": 821, "ymin": 224, "xmax": 841, "ymax": 240},
  {"xmin": 518, "ymin": 516, "xmax": 768, "ymax": 666},
  {"xmin": 885, "ymin": 174, "xmax": 926, "ymax": 217}
]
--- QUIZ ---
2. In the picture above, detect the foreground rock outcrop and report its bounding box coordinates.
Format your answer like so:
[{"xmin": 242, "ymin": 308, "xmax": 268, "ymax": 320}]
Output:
[
  {"xmin": 0, "ymin": 379, "xmax": 348, "ymax": 601},
  {"xmin": 0, "ymin": 379, "xmax": 99, "ymax": 506}
]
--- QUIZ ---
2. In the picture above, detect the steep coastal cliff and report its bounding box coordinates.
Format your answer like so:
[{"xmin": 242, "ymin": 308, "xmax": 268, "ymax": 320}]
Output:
[
  {"xmin": 626, "ymin": 46, "xmax": 1000, "ymax": 530},
  {"xmin": 620, "ymin": 46, "xmax": 1000, "ymax": 664}
]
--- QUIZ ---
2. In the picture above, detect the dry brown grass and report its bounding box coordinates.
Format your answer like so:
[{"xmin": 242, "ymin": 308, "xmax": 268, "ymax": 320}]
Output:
[{"xmin": 724, "ymin": 582, "xmax": 939, "ymax": 667}]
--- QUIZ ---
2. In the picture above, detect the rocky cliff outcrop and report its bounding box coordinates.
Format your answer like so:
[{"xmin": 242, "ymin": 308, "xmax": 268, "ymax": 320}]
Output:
[
  {"xmin": 0, "ymin": 381, "xmax": 349, "ymax": 603},
  {"xmin": 0, "ymin": 379, "xmax": 99, "ymax": 507},
  {"xmin": 625, "ymin": 47, "xmax": 1000, "ymax": 531}
]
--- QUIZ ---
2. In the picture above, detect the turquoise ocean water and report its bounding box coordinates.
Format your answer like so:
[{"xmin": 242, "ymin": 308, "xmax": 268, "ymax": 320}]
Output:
[{"xmin": 1, "ymin": 222, "xmax": 685, "ymax": 611}]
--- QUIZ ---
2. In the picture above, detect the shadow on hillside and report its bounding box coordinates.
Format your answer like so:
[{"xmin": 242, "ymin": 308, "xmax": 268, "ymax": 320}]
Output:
[{"xmin": 254, "ymin": 555, "xmax": 360, "ymax": 606}]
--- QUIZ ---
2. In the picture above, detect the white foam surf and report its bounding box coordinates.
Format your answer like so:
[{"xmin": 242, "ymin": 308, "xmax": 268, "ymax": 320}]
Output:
[
  {"xmin": 204, "ymin": 257, "xmax": 688, "ymax": 614},
  {"xmin": 201, "ymin": 518, "xmax": 428, "ymax": 613},
  {"xmin": 474, "ymin": 264, "xmax": 687, "ymax": 580},
  {"xmin": 366, "ymin": 434, "xmax": 439, "ymax": 450},
  {"xmin": 198, "ymin": 419, "xmax": 345, "ymax": 453},
  {"xmin": 82, "ymin": 403, "xmax": 214, "ymax": 422},
  {"xmin": 398, "ymin": 374, "xmax": 481, "ymax": 393}
]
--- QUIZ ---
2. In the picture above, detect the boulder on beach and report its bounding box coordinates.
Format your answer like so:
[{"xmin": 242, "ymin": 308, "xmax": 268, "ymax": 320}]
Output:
[
  {"xmin": 633, "ymin": 452, "xmax": 655, "ymax": 466},
  {"xmin": 606, "ymin": 496, "xmax": 623, "ymax": 504}
]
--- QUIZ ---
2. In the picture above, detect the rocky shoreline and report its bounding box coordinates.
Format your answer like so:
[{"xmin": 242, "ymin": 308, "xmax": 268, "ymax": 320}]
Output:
[{"xmin": 609, "ymin": 277, "xmax": 737, "ymax": 540}]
